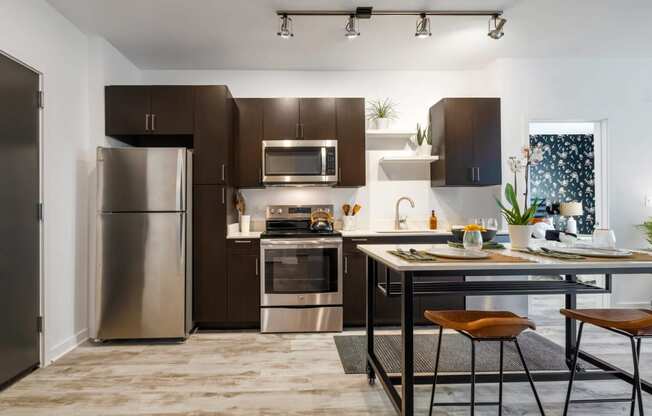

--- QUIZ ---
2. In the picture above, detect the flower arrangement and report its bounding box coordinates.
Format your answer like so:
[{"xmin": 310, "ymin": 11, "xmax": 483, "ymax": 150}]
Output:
[{"xmin": 507, "ymin": 143, "xmax": 545, "ymax": 210}]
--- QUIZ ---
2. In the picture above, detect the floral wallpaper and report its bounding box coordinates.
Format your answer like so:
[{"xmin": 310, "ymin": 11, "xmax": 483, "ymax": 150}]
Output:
[{"xmin": 529, "ymin": 134, "xmax": 596, "ymax": 234}]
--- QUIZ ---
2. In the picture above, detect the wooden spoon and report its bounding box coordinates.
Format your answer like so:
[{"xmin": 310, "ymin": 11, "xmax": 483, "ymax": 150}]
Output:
[
  {"xmin": 342, "ymin": 204, "xmax": 351, "ymax": 216},
  {"xmin": 352, "ymin": 204, "xmax": 361, "ymax": 216}
]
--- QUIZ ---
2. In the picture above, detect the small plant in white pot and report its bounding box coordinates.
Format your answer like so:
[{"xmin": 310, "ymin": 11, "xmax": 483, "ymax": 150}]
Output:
[
  {"xmin": 496, "ymin": 183, "xmax": 541, "ymax": 248},
  {"xmin": 415, "ymin": 123, "xmax": 432, "ymax": 156},
  {"xmin": 366, "ymin": 98, "xmax": 398, "ymax": 130}
]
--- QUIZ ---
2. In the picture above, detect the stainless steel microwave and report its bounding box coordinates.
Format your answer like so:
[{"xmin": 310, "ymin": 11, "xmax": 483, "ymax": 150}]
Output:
[{"xmin": 262, "ymin": 140, "xmax": 337, "ymax": 185}]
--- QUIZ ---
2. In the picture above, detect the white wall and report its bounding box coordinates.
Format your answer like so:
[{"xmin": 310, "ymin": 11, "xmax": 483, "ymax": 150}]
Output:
[
  {"xmin": 490, "ymin": 58, "xmax": 652, "ymax": 307},
  {"xmin": 142, "ymin": 69, "xmax": 502, "ymax": 229},
  {"xmin": 0, "ymin": 0, "xmax": 90, "ymax": 363}
]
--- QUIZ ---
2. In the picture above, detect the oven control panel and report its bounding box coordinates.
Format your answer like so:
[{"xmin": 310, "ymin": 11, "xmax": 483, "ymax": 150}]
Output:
[{"xmin": 266, "ymin": 204, "xmax": 333, "ymax": 220}]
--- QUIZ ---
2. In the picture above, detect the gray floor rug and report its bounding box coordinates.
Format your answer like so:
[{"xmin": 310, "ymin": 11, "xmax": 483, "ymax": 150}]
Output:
[{"xmin": 334, "ymin": 332, "xmax": 592, "ymax": 374}]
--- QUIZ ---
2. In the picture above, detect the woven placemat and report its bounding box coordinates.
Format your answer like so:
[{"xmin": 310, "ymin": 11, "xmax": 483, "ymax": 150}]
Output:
[
  {"xmin": 521, "ymin": 249, "xmax": 652, "ymax": 263},
  {"xmin": 388, "ymin": 249, "xmax": 534, "ymax": 264}
]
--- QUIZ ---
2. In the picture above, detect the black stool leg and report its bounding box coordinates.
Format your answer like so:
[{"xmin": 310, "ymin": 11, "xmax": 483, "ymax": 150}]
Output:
[
  {"xmin": 630, "ymin": 337, "xmax": 641, "ymax": 416},
  {"xmin": 514, "ymin": 338, "xmax": 546, "ymax": 415},
  {"xmin": 499, "ymin": 340, "xmax": 504, "ymax": 416},
  {"xmin": 428, "ymin": 326, "xmax": 443, "ymax": 416},
  {"xmin": 470, "ymin": 339, "xmax": 476, "ymax": 416},
  {"xmin": 631, "ymin": 337, "xmax": 644, "ymax": 416},
  {"xmin": 563, "ymin": 321, "xmax": 584, "ymax": 416}
]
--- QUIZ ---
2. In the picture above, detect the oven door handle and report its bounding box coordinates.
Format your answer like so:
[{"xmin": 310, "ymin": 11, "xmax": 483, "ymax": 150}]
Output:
[{"xmin": 261, "ymin": 238, "xmax": 342, "ymax": 247}]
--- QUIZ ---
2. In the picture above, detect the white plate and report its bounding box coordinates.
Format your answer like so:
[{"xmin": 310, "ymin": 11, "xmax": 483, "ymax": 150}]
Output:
[
  {"xmin": 550, "ymin": 247, "xmax": 633, "ymax": 258},
  {"xmin": 426, "ymin": 247, "xmax": 490, "ymax": 260}
]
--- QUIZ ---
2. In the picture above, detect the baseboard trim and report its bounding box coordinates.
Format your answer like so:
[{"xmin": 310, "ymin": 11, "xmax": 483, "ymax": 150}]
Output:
[{"xmin": 45, "ymin": 328, "xmax": 88, "ymax": 366}]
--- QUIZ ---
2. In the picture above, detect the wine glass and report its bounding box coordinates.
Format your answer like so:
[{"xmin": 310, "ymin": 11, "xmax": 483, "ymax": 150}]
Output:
[{"xmin": 463, "ymin": 230, "xmax": 484, "ymax": 251}]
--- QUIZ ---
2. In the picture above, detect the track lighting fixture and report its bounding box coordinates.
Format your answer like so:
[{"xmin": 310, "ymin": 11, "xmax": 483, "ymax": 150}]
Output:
[
  {"xmin": 414, "ymin": 13, "xmax": 431, "ymax": 38},
  {"xmin": 487, "ymin": 15, "xmax": 506, "ymax": 39},
  {"xmin": 275, "ymin": 8, "xmax": 506, "ymax": 40},
  {"xmin": 277, "ymin": 14, "xmax": 294, "ymax": 38},
  {"xmin": 344, "ymin": 15, "xmax": 360, "ymax": 38}
]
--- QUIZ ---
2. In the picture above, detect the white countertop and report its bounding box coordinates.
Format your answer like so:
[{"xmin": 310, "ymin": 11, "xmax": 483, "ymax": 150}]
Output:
[
  {"xmin": 226, "ymin": 231, "xmax": 263, "ymax": 239},
  {"xmin": 341, "ymin": 229, "xmax": 508, "ymax": 237},
  {"xmin": 226, "ymin": 229, "xmax": 508, "ymax": 239},
  {"xmin": 356, "ymin": 243, "xmax": 652, "ymax": 272}
]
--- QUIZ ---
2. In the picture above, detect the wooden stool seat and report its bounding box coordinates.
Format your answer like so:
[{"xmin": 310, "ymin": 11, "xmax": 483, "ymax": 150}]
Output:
[
  {"xmin": 424, "ymin": 310, "xmax": 536, "ymax": 338},
  {"xmin": 560, "ymin": 308, "xmax": 652, "ymax": 335}
]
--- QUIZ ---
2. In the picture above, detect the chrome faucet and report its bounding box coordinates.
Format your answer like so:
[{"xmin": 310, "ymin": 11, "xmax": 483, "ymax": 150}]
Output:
[{"xmin": 395, "ymin": 197, "xmax": 415, "ymax": 230}]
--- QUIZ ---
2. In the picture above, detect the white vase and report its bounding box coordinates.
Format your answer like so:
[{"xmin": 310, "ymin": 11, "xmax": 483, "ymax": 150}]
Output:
[
  {"xmin": 374, "ymin": 118, "xmax": 391, "ymax": 130},
  {"xmin": 508, "ymin": 224, "xmax": 533, "ymax": 249},
  {"xmin": 417, "ymin": 144, "xmax": 432, "ymax": 156}
]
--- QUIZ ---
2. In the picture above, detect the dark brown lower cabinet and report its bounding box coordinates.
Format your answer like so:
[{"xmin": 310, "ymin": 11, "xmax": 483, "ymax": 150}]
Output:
[
  {"xmin": 226, "ymin": 239, "xmax": 260, "ymax": 328},
  {"xmin": 343, "ymin": 237, "xmax": 466, "ymax": 327},
  {"xmin": 193, "ymin": 185, "xmax": 228, "ymax": 324}
]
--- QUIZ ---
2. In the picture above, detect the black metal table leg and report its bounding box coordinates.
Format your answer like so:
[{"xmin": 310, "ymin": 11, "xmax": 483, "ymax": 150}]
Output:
[
  {"xmin": 366, "ymin": 256, "xmax": 376, "ymax": 384},
  {"xmin": 401, "ymin": 271, "xmax": 415, "ymax": 415},
  {"xmin": 564, "ymin": 274, "xmax": 578, "ymax": 368}
]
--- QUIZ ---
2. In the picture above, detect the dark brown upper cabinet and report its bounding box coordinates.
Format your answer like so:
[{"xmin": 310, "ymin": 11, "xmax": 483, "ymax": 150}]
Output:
[
  {"xmin": 105, "ymin": 85, "xmax": 194, "ymax": 136},
  {"xmin": 262, "ymin": 98, "xmax": 336, "ymax": 140},
  {"xmin": 263, "ymin": 98, "xmax": 300, "ymax": 140},
  {"xmin": 430, "ymin": 98, "xmax": 501, "ymax": 187},
  {"xmin": 335, "ymin": 98, "xmax": 365, "ymax": 187},
  {"xmin": 300, "ymin": 98, "xmax": 336, "ymax": 140},
  {"xmin": 194, "ymin": 86, "xmax": 234, "ymax": 185},
  {"xmin": 234, "ymin": 98, "xmax": 264, "ymax": 188}
]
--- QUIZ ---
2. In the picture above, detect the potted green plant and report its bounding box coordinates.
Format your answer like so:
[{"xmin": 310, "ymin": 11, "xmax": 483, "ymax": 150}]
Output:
[
  {"xmin": 415, "ymin": 123, "xmax": 432, "ymax": 156},
  {"xmin": 638, "ymin": 219, "xmax": 652, "ymax": 247},
  {"xmin": 366, "ymin": 98, "xmax": 398, "ymax": 130},
  {"xmin": 496, "ymin": 183, "xmax": 542, "ymax": 248}
]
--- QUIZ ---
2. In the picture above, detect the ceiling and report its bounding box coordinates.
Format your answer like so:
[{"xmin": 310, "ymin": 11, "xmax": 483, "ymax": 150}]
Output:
[{"xmin": 47, "ymin": 0, "xmax": 652, "ymax": 70}]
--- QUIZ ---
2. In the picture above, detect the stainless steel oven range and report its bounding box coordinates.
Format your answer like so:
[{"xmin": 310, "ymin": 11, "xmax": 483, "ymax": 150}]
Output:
[{"xmin": 260, "ymin": 204, "xmax": 343, "ymax": 333}]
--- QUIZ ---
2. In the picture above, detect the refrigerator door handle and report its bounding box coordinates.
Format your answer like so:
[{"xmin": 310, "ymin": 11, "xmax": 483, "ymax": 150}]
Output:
[{"xmin": 176, "ymin": 150, "xmax": 185, "ymax": 210}]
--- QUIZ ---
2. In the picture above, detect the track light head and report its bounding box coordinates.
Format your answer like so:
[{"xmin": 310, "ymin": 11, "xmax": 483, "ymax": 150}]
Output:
[
  {"xmin": 415, "ymin": 13, "xmax": 431, "ymax": 38},
  {"xmin": 277, "ymin": 14, "xmax": 294, "ymax": 38},
  {"xmin": 345, "ymin": 15, "xmax": 360, "ymax": 38},
  {"xmin": 488, "ymin": 15, "xmax": 506, "ymax": 39}
]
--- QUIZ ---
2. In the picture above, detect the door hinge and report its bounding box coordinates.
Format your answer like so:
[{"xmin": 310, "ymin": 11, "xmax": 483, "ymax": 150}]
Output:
[
  {"xmin": 37, "ymin": 316, "xmax": 43, "ymax": 333},
  {"xmin": 37, "ymin": 90, "xmax": 44, "ymax": 109},
  {"xmin": 37, "ymin": 202, "xmax": 44, "ymax": 221}
]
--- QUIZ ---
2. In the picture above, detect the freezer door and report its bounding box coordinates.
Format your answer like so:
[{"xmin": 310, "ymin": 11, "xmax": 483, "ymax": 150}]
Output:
[
  {"xmin": 96, "ymin": 212, "xmax": 186, "ymax": 339},
  {"xmin": 98, "ymin": 147, "xmax": 186, "ymax": 212}
]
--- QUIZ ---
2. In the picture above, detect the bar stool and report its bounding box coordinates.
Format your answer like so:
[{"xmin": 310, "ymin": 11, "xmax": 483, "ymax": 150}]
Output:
[
  {"xmin": 424, "ymin": 310, "xmax": 546, "ymax": 416},
  {"xmin": 560, "ymin": 308, "xmax": 652, "ymax": 416}
]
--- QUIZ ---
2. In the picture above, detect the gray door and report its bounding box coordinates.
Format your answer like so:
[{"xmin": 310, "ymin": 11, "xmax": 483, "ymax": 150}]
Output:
[
  {"xmin": 0, "ymin": 53, "xmax": 40, "ymax": 385},
  {"xmin": 98, "ymin": 147, "xmax": 186, "ymax": 212},
  {"xmin": 96, "ymin": 212, "xmax": 186, "ymax": 339}
]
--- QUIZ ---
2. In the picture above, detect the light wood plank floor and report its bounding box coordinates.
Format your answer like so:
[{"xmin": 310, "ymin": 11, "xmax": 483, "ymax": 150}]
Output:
[{"xmin": 2, "ymin": 296, "xmax": 651, "ymax": 415}]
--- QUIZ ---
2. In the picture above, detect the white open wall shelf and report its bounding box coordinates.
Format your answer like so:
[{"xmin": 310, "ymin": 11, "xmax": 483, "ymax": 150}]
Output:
[
  {"xmin": 366, "ymin": 129, "xmax": 417, "ymax": 139},
  {"xmin": 379, "ymin": 155, "xmax": 440, "ymax": 163}
]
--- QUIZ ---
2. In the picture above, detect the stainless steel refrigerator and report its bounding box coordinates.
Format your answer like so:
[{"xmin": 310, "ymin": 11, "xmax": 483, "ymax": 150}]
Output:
[{"xmin": 93, "ymin": 147, "xmax": 192, "ymax": 340}]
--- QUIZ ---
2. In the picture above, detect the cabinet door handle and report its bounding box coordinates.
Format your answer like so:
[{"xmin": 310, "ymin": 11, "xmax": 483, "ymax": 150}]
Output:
[
  {"xmin": 151, "ymin": 114, "xmax": 156, "ymax": 131},
  {"xmin": 221, "ymin": 187, "xmax": 225, "ymax": 204},
  {"xmin": 338, "ymin": 167, "xmax": 342, "ymax": 184},
  {"xmin": 145, "ymin": 114, "xmax": 150, "ymax": 131},
  {"xmin": 475, "ymin": 167, "xmax": 480, "ymax": 182},
  {"xmin": 295, "ymin": 123, "xmax": 300, "ymax": 139},
  {"xmin": 255, "ymin": 258, "xmax": 259, "ymax": 276},
  {"xmin": 300, "ymin": 124, "xmax": 304, "ymax": 138},
  {"xmin": 351, "ymin": 238, "xmax": 368, "ymax": 242},
  {"xmin": 344, "ymin": 256, "xmax": 348, "ymax": 275},
  {"xmin": 259, "ymin": 167, "xmax": 263, "ymax": 184},
  {"xmin": 234, "ymin": 240, "xmax": 252, "ymax": 244},
  {"xmin": 221, "ymin": 164, "xmax": 225, "ymax": 182}
]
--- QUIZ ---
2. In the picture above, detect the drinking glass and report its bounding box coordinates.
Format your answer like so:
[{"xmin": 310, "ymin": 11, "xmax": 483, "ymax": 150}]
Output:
[
  {"xmin": 486, "ymin": 218, "xmax": 498, "ymax": 230},
  {"xmin": 593, "ymin": 228, "xmax": 616, "ymax": 249},
  {"xmin": 463, "ymin": 230, "xmax": 484, "ymax": 251}
]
